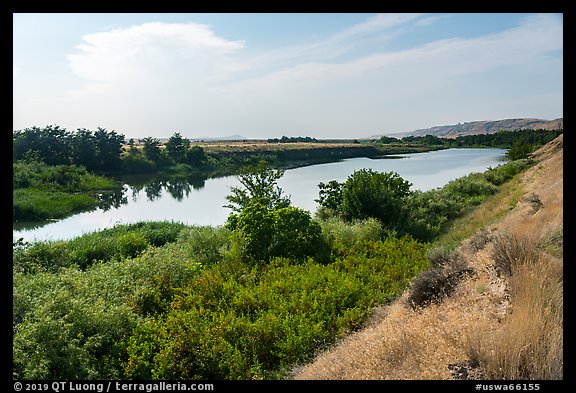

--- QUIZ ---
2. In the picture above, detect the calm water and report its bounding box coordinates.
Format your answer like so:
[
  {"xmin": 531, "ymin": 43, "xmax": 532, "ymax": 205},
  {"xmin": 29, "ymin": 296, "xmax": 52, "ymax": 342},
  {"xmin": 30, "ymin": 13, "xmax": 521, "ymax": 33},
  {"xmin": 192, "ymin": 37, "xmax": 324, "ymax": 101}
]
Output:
[{"xmin": 13, "ymin": 148, "xmax": 506, "ymax": 242}]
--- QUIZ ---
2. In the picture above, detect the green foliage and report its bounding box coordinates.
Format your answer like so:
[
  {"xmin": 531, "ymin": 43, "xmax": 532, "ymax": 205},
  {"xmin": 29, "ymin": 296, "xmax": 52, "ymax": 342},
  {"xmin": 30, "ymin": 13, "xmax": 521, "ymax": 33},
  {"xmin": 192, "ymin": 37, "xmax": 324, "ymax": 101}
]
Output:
[
  {"xmin": 13, "ymin": 188, "xmax": 97, "ymax": 222},
  {"xmin": 13, "ymin": 160, "xmax": 120, "ymax": 221},
  {"xmin": 318, "ymin": 169, "xmax": 413, "ymax": 233},
  {"xmin": 141, "ymin": 137, "xmax": 164, "ymax": 164},
  {"xmin": 267, "ymin": 135, "xmax": 319, "ymax": 143},
  {"xmin": 269, "ymin": 206, "xmax": 327, "ymax": 262},
  {"xmin": 340, "ymin": 169, "xmax": 412, "ymax": 226},
  {"xmin": 404, "ymin": 189, "xmax": 464, "ymax": 241},
  {"xmin": 224, "ymin": 161, "xmax": 291, "ymax": 213},
  {"xmin": 13, "ymin": 221, "xmax": 187, "ymax": 272},
  {"xmin": 379, "ymin": 135, "xmax": 401, "ymax": 144},
  {"xmin": 14, "ymin": 219, "xmax": 427, "ymax": 380},
  {"xmin": 13, "ymin": 240, "xmax": 204, "ymax": 379},
  {"xmin": 226, "ymin": 202, "xmax": 326, "ymax": 263},
  {"xmin": 116, "ymin": 232, "xmax": 150, "ymax": 259},
  {"xmin": 185, "ymin": 145, "xmax": 206, "ymax": 165},
  {"xmin": 316, "ymin": 180, "xmax": 343, "ymax": 212},
  {"xmin": 319, "ymin": 217, "xmax": 383, "ymax": 254},
  {"xmin": 400, "ymin": 129, "xmax": 562, "ymax": 149},
  {"xmin": 165, "ymin": 132, "xmax": 191, "ymax": 163},
  {"xmin": 124, "ymin": 236, "xmax": 428, "ymax": 379},
  {"xmin": 121, "ymin": 155, "xmax": 157, "ymax": 174},
  {"xmin": 13, "ymin": 126, "xmax": 125, "ymax": 172},
  {"xmin": 483, "ymin": 158, "xmax": 531, "ymax": 186},
  {"xmin": 506, "ymin": 140, "xmax": 532, "ymax": 160},
  {"xmin": 444, "ymin": 173, "xmax": 499, "ymax": 205},
  {"xmin": 315, "ymin": 158, "xmax": 534, "ymax": 243},
  {"xmin": 177, "ymin": 225, "xmax": 232, "ymax": 266}
]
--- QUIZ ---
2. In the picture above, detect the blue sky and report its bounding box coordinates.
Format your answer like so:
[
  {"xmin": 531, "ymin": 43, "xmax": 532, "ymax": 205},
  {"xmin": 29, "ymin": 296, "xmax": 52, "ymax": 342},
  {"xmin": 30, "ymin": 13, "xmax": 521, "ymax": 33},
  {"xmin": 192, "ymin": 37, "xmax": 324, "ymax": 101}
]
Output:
[{"xmin": 13, "ymin": 13, "xmax": 563, "ymax": 139}]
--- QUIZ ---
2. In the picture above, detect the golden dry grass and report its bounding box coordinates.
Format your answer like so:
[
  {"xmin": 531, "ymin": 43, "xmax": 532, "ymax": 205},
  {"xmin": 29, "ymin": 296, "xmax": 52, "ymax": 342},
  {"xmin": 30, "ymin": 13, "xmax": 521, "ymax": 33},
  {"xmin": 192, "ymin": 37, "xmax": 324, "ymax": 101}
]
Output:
[{"xmin": 291, "ymin": 135, "xmax": 563, "ymax": 380}]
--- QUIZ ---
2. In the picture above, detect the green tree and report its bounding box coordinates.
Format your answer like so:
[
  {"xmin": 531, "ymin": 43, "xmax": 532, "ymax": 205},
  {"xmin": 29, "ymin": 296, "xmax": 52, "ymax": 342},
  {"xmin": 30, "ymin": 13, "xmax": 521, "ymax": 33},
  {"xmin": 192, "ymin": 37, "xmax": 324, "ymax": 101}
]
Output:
[
  {"xmin": 71, "ymin": 128, "xmax": 98, "ymax": 171},
  {"xmin": 142, "ymin": 137, "xmax": 163, "ymax": 163},
  {"xmin": 224, "ymin": 161, "xmax": 290, "ymax": 214},
  {"xmin": 93, "ymin": 128, "xmax": 125, "ymax": 172},
  {"xmin": 185, "ymin": 145, "xmax": 206, "ymax": 165},
  {"xmin": 165, "ymin": 132, "xmax": 191, "ymax": 163},
  {"xmin": 226, "ymin": 202, "xmax": 324, "ymax": 262},
  {"xmin": 338, "ymin": 169, "xmax": 413, "ymax": 232},
  {"xmin": 506, "ymin": 139, "xmax": 532, "ymax": 160},
  {"xmin": 316, "ymin": 180, "xmax": 343, "ymax": 212}
]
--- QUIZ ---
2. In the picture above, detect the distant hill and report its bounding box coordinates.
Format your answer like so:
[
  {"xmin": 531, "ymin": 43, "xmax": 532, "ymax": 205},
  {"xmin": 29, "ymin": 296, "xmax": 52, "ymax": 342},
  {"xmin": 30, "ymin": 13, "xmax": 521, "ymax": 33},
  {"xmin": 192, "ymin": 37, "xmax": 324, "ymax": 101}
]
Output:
[{"xmin": 378, "ymin": 118, "xmax": 563, "ymax": 139}]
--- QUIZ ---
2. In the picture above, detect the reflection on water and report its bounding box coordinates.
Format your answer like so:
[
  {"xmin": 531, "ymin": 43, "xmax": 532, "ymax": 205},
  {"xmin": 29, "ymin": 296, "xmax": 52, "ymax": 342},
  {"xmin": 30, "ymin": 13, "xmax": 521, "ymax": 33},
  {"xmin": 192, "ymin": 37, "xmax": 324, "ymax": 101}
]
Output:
[
  {"xmin": 13, "ymin": 148, "xmax": 507, "ymax": 243},
  {"xmin": 118, "ymin": 174, "xmax": 208, "ymax": 202}
]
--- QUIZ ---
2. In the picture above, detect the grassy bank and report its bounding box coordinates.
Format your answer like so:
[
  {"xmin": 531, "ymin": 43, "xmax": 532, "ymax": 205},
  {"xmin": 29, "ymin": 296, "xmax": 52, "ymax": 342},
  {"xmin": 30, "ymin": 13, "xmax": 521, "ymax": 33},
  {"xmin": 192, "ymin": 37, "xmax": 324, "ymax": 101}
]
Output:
[
  {"xmin": 292, "ymin": 135, "xmax": 563, "ymax": 380},
  {"xmin": 13, "ymin": 160, "xmax": 120, "ymax": 223}
]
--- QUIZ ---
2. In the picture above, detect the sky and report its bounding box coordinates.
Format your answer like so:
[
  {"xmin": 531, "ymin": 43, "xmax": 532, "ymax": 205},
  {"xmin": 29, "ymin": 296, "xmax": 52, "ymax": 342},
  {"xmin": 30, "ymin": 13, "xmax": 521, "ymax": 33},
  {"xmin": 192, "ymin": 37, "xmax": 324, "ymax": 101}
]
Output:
[{"xmin": 13, "ymin": 13, "xmax": 563, "ymax": 139}]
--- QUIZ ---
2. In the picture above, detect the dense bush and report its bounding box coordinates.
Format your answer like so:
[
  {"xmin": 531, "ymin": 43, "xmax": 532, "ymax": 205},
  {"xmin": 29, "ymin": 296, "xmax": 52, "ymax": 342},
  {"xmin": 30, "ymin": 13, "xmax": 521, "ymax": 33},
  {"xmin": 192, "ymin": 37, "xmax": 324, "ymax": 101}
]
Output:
[
  {"xmin": 176, "ymin": 225, "xmax": 233, "ymax": 266},
  {"xmin": 226, "ymin": 202, "xmax": 327, "ymax": 263},
  {"xmin": 121, "ymin": 155, "xmax": 157, "ymax": 174},
  {"xmin": 14, "ymin": 221, "xmax": 427, "ymax": 380},
  {"xmin": 13, "ymin": 160, "xmax": 119, "ymax": 221},
  {"xmin": 13, "ymin": 241, "xmax": 204, "ymax": 379},
  {"xmin": 316, "ymin": 169, "xmax": 413, "ymax": 234},
  {"xmin": 319, "ymin": 217, "xmax": 383, "ymax": 254},
  {"xmin": 13, "ymin": 221, "xmax": 188, "ymax": 272},
  {"xmin": 124, "ymin": 235, "xmax": 428, "ymax": 379}
]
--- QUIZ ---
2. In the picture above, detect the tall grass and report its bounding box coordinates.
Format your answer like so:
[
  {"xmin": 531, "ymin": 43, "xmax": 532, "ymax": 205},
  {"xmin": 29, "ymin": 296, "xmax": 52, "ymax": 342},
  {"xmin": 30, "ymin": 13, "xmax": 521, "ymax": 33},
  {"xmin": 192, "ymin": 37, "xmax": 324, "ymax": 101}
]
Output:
[{"xmin": 467, "ymin": 205, "xmax": 563, "ymax": 379}]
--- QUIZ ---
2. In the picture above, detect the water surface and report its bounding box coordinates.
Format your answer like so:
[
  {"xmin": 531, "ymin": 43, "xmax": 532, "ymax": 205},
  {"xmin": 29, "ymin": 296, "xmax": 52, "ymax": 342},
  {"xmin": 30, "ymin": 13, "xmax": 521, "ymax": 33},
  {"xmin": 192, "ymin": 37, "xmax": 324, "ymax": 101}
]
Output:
[{"xmin": 13, "ymin": 148, "xmax": 506, "ymax": 242}]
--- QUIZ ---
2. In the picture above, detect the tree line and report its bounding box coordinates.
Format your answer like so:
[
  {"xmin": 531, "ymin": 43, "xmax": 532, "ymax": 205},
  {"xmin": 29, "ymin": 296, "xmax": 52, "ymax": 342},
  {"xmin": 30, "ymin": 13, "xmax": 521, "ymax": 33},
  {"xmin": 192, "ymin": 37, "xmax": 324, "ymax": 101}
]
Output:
[
  {"xmin": 12, "ymin": 126, "xmax": 208, "ymax": 174},
  {"xmin": 381, "ymin": 129, "xmax": 562, "ymax": 160}
]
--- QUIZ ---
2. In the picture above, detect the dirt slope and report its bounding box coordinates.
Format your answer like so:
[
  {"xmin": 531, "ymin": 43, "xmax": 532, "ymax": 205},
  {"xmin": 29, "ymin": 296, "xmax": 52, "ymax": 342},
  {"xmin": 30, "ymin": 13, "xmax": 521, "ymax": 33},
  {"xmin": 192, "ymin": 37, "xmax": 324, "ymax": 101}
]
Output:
[{"xmin": 291, "ymin": 134, "xmax": 563, "ymax": 380}]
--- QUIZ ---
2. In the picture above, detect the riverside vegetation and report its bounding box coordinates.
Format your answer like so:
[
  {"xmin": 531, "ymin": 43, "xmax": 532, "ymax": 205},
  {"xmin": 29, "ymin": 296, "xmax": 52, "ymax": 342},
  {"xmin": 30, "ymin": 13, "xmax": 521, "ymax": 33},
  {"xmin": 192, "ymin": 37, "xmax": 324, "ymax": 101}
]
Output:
[
  {"xmin": 293, "ymin": 134, "xmax": 563, "ymax": 380},
  {"xmin": 12, "ymin": 126, "xmax": 562, "ymax": 380}
]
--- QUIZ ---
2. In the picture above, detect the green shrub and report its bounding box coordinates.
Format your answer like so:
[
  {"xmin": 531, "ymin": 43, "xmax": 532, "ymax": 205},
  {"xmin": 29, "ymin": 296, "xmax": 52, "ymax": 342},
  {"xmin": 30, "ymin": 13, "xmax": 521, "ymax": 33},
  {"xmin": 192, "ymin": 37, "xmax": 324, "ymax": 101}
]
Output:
[
  {"xmin": 177, "ymin": 225, "xmax": 232, "ymax": 266},
  {"xmin": 13, "ymin": 242, "xmax": 204, "ymax": 379},
  {"xmin": 124, "ymin": 236, "xmax": 428, "ymax": 379},
  {"xmin": 227, "ymin": 202, "xmax": 326, "ymax": 263},
  {"xmin": 121, "ymin": 155, "xmax": 157, "ymax": 174},
  {"xmin": 445, "ymin": 173, "xmax": 499, "ymax": 201},
  {"xmin": 13, "ymin": 221, "xmax": 187, "ymax": 272},
  {"xmin": 117, "ymin": 232, "xmax": 150, "ymax": 258},
  {"xmin": 319, "ymin": 217, "xmax": 383, "ymax": 253},
  {"xmin": 340, "ymin": 169, "xmax": 412, "ymax": 230}
]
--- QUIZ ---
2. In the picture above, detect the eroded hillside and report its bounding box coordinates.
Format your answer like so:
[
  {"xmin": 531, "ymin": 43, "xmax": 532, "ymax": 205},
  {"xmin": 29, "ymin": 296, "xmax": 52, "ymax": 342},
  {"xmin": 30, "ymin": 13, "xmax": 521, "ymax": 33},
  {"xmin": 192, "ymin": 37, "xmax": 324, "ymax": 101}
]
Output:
[{"xmin": 292, "ymin": 134, "xmax": 563, "ymax": 380}]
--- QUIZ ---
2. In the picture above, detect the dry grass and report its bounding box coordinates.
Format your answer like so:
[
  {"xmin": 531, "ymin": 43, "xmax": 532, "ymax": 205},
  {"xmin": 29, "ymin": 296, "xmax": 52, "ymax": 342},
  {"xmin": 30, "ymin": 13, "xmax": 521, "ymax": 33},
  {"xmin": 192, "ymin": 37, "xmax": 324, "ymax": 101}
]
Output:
[
  {"xmin": 467, "ymin": 192, "xmax": 563, "ymax": 380},
  {"xmin": 291, "ymin": 135, "xmax": 563, "ymax": 380}
]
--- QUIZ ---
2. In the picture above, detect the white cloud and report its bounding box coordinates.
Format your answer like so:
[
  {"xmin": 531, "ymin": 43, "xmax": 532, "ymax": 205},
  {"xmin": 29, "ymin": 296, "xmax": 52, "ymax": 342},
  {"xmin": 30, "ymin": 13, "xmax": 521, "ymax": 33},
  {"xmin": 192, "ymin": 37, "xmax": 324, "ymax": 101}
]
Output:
[
  {"xmin": 48, "ymin": 13, "xmax": 561, "ymax": 138},
  {"xmin": 227, "ymin": 13, "xmax": 562, "ymax": 98},
  {"xmin": 67, "ymin": 22, "xmax": 246, "ymax": 86}
]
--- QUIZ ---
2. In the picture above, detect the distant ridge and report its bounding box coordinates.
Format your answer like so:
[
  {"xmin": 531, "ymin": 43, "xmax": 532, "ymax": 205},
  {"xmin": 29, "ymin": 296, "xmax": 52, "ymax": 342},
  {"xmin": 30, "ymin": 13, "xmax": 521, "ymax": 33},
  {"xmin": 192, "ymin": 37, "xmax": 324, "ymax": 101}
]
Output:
[{"xmin": 378, "ymin": 118, "xmax": 563, "ymax": 139}]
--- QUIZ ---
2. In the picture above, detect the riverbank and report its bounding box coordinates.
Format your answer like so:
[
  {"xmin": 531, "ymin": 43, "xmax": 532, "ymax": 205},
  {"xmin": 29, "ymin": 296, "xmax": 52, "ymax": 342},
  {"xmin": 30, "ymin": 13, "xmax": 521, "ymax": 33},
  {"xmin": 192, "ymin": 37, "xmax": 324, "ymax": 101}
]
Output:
[
  {"xmin": 291, "ymin": 134, "xmax": 563, "ymax": 380},
  {"xmin": 178, "ymin": 141, "xmax": 443, "ymax": 175},
  {"xmin": 14, "ymin": 148, "xmax": 507, "ymax": 243}
]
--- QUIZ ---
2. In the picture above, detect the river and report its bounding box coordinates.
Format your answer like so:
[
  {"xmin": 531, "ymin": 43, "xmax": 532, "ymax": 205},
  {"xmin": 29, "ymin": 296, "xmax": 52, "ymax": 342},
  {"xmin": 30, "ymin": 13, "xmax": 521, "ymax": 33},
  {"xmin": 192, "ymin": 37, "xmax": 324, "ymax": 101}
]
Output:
[{"xmin": 13, "ymin": 148, "xmax": 506, "ymax": 242}]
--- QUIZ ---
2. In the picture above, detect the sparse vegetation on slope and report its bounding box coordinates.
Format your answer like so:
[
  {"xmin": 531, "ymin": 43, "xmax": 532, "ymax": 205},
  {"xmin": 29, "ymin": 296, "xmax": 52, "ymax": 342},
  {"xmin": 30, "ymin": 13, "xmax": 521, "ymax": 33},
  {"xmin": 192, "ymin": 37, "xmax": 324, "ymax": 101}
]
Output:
[{"xmin": 292, "ymin": 134, "xmax": 563, "ymax": 380}]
